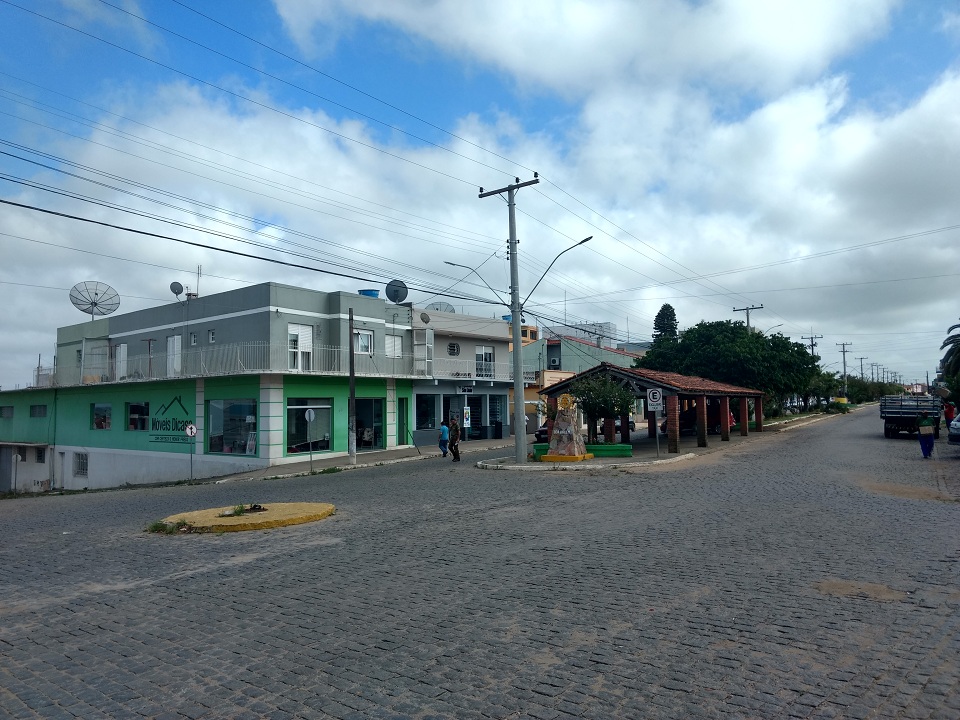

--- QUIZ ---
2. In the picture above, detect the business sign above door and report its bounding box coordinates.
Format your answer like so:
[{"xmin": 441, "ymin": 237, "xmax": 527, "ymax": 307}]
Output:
[
  {"xmin": 150, "ymin": 395, "xmax": 193, "ymax": 445},
  {"xmin": 458, "ymin": 386, "xmax": 474, "ymax": 394}
]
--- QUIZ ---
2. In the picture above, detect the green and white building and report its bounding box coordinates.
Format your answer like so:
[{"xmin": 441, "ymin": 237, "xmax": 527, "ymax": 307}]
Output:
[{"xmin": 0, "ymin": 282, "xmax": 519, "ymax": 492}]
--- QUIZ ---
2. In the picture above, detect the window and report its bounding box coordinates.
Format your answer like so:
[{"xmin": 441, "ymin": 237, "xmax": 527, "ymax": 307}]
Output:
[
  {"xmin": 92, "ymin": 403, "xmax": 112, "ymax": 430},
  {"xmin": 475, "ymin": 345, "xmax": 494, "ymax": 378},
  {"xmin": 208, "ymin": 329, "xmax": 216, "ymax": 344},
  {"xmin": 416, "ymin": 394, "xmax": 438, "ymax": 430},
  {"xmin": 288, "ymin": 324, "xmax": 313, "ymax": 371},
  {"xmin": 35, "ymin": 447, "xmax": 46, "ymax": 464},
  {"xmin": 30, "ymin": 405, "xmax": 47, "ymax": 418},
  {"xmin": 447, "ymin": 342, "xmax": 460, "ymax": 356},
  {"xmin": 354, "ymin": 329, "xmax": 373, "ymax": 355},
  {"xmin": 521, "ymin": 328, "xmax": 528, "ymax": 338},
  {"xmin": 74, "ymin": 452, "xmax": 88, "ymax": 477},
  {"xmin": 76, "ymin": 349, "xmax": 82, "ymax": 366},
  {"xmin": 0, "ymin": 406, "xmax": 12, "ymax": 419},
  {"xmin": 127, "ymin": 402, "xmax": 149, "ymax": 431},
  {"xmin": 166, "ymin": 335, "xmax": 182, "ymax": 376},
  {"xmin": 386, "ymin": 335, "xmax": 402, "ymax": 359},
  {"xmin": 207, "ymin": 399, "xmax": 257, "ymax": 454},
  {"xmin": 286, "ymin": 398, "xmax": 332, "ymax": 453},
  {"xmin": 530, "ymin": 330, "xmax": 538, "ymax": 341},
  {"xmin": 190, "ymin": 332, "xmax": 197, "ymax": 346}
]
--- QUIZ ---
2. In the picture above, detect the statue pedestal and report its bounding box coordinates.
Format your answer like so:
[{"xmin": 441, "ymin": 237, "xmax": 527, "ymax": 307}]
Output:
[{"xmin": 541, "ymin": 406, "xmax": 592, "ymax": 462}]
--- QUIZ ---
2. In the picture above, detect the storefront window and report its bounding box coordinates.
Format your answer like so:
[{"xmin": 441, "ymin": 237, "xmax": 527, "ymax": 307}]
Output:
[
  {"xmin": 127, "ymin": 402, "xmax": 149, "ymax": 431},
  {"xmin": 208, "ymin": 399, "xmax": 257, "ymax": 454},
  {"xmin": 416, "ymin": 394, "xmax": 438, "ymax": 429},
  {"xmin": 287, "ymin": 398, "xmax": 332, "ymax": 453}
]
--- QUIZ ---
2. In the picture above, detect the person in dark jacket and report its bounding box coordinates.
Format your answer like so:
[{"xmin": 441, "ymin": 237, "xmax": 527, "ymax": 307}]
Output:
[
  {"xmin": 917, "ymin": 411, "xmax": 935, "ymax": 459},
  {"xmin": 449, "ymin": 416, "xmax": 461, "ymax": 462}
]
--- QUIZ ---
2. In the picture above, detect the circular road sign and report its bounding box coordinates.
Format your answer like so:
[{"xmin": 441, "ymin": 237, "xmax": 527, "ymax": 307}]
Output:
[
  {"xmin": 647, "ymin": 388, "xmax": 663, "ymax": 404},
  {"xmin": 305, "ymin": 409, "xmax": 316, "ymax": 422},
  {"xmin": 185, "ymin": 423, "xmax": 198, "ymax": 437}
]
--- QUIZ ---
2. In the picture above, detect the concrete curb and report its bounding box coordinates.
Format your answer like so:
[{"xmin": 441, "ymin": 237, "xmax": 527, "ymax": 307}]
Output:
[
  {"xmin": 216, "ymin": 443, "xmax": 516, "ymax": 483},
  {"xmin": 476, "ymin": 452, "xmax": 698, "ymax": 471},
  {"xmin": 161, "ymin": 502, "xmax": 336, "ymax": 533}
]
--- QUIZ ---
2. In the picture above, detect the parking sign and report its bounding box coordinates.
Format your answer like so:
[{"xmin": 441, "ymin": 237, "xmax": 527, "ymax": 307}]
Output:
[{"xmin": 647, "ymin": 388, "xmax": 663, "ymax": 411}]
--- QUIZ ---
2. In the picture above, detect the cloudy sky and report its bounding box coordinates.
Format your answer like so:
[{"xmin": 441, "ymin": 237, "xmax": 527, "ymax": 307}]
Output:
[{"xmin": 2, "ymin": 0, "xmax": 959, "ymax": 390}]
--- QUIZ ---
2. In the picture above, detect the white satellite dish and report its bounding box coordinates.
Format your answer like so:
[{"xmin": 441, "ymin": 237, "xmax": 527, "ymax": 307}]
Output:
[
  {"xmin": 426, "ymin": 301, "xmax": 456, "ymax": 314},
  {"xmin": 70, "ymin": 281, "xmax": 120, "ymax": 320}
]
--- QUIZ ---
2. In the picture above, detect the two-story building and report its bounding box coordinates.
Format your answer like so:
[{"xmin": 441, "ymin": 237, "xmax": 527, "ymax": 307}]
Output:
[{"xmin": 0, "ymin": 282, "xmax": 520, "ymax": 492}]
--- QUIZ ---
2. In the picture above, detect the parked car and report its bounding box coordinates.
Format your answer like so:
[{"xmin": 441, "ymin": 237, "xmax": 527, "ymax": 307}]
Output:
[
  {"xmin": 535, "ymin": 423, "xmax": 550, "ymax": 443},
  {"xmin": 948, "ymin": 416, "xmax": 960, "ymax": 446},
  {"xmin": 614, "ymin": 418, "xmax": 636, "ymax": 432}
]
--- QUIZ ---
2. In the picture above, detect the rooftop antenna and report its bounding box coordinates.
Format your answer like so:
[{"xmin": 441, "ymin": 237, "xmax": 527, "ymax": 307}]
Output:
[{"xmin": 69, "ymin": 281, "xmax": 119, "ymax": 321}]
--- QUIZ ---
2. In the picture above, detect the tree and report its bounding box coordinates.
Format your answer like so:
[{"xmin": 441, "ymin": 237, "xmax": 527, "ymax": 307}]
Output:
[
  {"xmin": 636, "ymin": 319, "xmax": 819, "ymax": 402},
  {"xmin": 569, "ymin": 375, "xmax": 636, "ymax": 444},
  {"xmin": 940, "ymin": 318, "xmax": 960, "ymax": 378},
  {"xmin": 652, "ymin": 304, "xmax": 679, "ymax": 343}
]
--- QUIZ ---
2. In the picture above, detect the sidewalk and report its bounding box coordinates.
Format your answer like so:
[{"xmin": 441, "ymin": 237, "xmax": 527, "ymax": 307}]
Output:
[{"xmin": 213, "ymin": 413, "xmax": 834, "ymax": 483}]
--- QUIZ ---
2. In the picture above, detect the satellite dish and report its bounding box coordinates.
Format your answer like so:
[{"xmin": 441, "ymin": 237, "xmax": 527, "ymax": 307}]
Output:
[
  {"xmin": 170, "ymin": 281, "xmax": 184, "ymax": 296},
  {"xmin": 70, "ymin": 281, "xmax": 120, "ymax": 320},
  {"xmin": 420, "ymin": 312, "xmax": 431, "ymax": 324},
  {"xmin": 427, "ymin": 301, "xmax": 456, "ymax": 314},
  {"xmin": 385, "ymin": 279, "xmax": 408, "ymax": 304}
]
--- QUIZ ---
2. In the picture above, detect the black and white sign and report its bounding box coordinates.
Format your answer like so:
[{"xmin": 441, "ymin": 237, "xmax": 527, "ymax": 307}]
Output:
[
  {"xmin": 184, "ymin": 423, "xmax": 198, "ymax": 438},
  {"xmin": 647, "ymin": 388, "xmax": 663, "ymax": 411},
  {"xmin": 458, "ymin": 386, "xmax": 474, "ymax": 394},
  {"xmin": 305, "ymin": 409, "xmax": 316, "ymax": 422}
]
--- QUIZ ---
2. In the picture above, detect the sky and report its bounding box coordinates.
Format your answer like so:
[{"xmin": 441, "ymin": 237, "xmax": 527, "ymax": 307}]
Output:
[{"xmin": 2, "ymin": 0, "xmax": 959, "ymax": 390}]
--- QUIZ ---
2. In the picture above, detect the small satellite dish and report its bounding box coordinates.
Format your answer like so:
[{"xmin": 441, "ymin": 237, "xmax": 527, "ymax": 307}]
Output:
[
  {"xmin": 427, "ymin": 301, "xmax": 456, "ymax": 314},
  {"xmin": 170, "ymin": 281, "xmax": 184, "ymax": 296},
  {"xmin": 385, "ymin": 279, "xmax": 408, "ymax": 304},
  {"xmin": 420, "ymin": 312, "xmax": 431, "ymax": 324},
  {"xmin": 69, "ymin": 281, "xmax": 120, "ymax": 320}
]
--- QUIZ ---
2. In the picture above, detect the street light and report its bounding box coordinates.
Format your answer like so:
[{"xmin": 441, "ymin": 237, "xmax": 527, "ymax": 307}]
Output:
[
  {"xmin": 761, "ymin": 323, "xmax": 784, "ymax": 334},
  {"xmin": 443, "ymin": 261, "xmax": 508, "ymax": 306},
  {"xmin": 444, "ymin": 235, "xmax": 593, "ymax": 464}
]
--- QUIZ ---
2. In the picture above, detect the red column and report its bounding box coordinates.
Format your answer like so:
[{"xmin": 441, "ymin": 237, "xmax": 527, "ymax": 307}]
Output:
[
  {"xmin": 740, "ymin": 396, "xmax": 749, "ymax": 436},
  {"xmin": 666, "ymin": 394, "xmax": 679, "ymax": 453},
  {"xmin": 696, "ymin": 394, "xmax": 708, "ymax": 448},
  {"xmin": 720, "ymin": 396, "xmax": 731, "ymax": 441},
  {"xmin": 755, "ymin": 396, "xmax": 764, "ymax": 432}
]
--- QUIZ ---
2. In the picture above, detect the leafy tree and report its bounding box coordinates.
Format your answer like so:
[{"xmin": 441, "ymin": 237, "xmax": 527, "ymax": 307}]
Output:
[
  {"xmin": 570, "ymin": 375, "xmax": 636, "ymax": 444},
  {"xmin": 652, "ymin": 304, "xmax": 679, "ymax": 342},
  {"xmin": 940, "ymin": 318, "xmax": 960, "ymax": 377},
  {"xmin": 636, "ymin": 319, "xmax": 819, "ymax": 402}
]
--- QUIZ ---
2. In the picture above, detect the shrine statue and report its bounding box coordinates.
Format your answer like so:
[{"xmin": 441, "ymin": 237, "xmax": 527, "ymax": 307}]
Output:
[{"xmin": 547, "ymin": 394, "xmax": 587, "ymax": 457}]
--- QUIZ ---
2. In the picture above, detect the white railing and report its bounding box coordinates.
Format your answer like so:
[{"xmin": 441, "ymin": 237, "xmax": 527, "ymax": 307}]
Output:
[{"xmin": 46, "ymin": 341, "xmax": 534, "ymax": 387}]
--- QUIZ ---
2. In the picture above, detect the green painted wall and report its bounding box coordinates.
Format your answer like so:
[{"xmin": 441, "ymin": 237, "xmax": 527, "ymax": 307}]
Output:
[{"xmin": 0, "ymin": 389, "xmax": 58, "ymax": 444}]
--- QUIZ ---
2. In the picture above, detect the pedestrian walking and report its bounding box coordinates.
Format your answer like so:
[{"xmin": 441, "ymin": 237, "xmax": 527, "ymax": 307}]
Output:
[
  {"xmin": 917, "ymin": 411, "xmax": 935, "ymax": 459},
  {"xmin": 944, "ymin": 401, "xmax": 956, "ymax": 426},
  {"xmin": 438, "ymin": 420, "xmax": 449, "ymax": 457},
  {"xmin": 449, "ymin": 416, "xmax": 461, "ymax": 462}
]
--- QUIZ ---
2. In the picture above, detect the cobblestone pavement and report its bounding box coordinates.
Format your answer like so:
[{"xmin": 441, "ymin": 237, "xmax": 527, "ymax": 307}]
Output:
[{"xmin": 1, "ymin": 410, "xmax": 958, "ymax": 719}]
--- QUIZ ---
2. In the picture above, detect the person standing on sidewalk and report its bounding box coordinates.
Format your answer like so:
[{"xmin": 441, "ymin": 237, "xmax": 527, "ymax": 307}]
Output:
[
  {"xmin": 917, "ymin": 411, "xmax": 935, "ymax": 459},
  {"xmin": 449, "ymin": 416, "xmax": 461, "ymax": 462},
  {"xmin": 438, "ymin": 420, "xmax": 450, "ymax": 458}
]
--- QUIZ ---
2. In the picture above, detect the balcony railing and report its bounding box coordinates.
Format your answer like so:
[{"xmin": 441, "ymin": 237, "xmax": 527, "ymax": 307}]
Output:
[{"xmin": 42, "ymin": 342, "xmax": 533, "ymax": 387}]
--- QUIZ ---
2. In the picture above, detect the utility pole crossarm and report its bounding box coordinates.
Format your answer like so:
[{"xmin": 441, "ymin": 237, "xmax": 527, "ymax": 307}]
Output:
[{"xmin": 733, "ymin": 304, "xmax": 763, "ymax": 332}]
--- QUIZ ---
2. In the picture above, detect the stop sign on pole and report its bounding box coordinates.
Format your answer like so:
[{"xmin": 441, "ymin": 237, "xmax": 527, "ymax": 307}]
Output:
[{"xmin": 647, "ymin": 388, "xmax": 663, "ymax": 412}]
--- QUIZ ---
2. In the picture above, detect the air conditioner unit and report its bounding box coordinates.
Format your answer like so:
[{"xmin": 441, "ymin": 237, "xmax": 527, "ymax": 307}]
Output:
[{"xmin": 549, "ymin": 358, "xmax": 560, "ymax": 368}]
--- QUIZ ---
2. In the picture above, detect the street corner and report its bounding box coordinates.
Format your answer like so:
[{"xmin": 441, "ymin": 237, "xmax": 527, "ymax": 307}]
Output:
[{"xmin": 156, "ymin": 501, "xmax": 335, "ymax": 533}]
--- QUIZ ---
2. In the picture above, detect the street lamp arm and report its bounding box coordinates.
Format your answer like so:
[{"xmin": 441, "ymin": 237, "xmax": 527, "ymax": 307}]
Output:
[
  {"xmin": 443, "ymin": 261, "xmax": 508, "ymax": 307},
  {"xmin": 522, "ymin": 236, "xmax": 592, "ymax": 308}
]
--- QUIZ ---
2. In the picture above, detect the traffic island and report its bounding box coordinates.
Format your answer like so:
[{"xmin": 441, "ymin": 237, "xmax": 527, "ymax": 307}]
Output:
[{"xmin": 152, "ymin": 502, "xmax": 335, "ymax": 533}]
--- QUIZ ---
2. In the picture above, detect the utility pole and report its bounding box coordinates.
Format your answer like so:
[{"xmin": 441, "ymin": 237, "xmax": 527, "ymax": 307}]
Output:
[
  {"xmin": 733, "ymin": 304, "xmax": 763, "ymax": 332},
  {"xmin": 870, "ymin": 363, "xmax": 878, "ymax": 382},
  {"xmin": 480, "ymin": 175, "xmax": 540, "ymax": 464},
  {"xmin": 837, "ymin": 342, "xmax": 851, "ymax": 398},
  {"xmin": 802, "ymin": 332, "xmax": 823, "ymax": 358},
  {"xmin": 856, "ymin": 356, "xmax": 868, "ymax": 380},
  {"xmin": 348, "ymin": 308, "xmax": 357, "ymax": 466}
]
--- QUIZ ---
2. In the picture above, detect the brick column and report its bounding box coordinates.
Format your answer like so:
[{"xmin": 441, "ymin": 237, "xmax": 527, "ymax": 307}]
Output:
[
  {"xmin": 755, "ymin": 396, "xmax": 764, "ymax": 432},
  {"xmin": 696, "ymin": 394, "xmax": 708, "ymax": 448},
  {"xmin": 720, "ymin": 395, "xmax": 731, "ymax": 441},
  {"xmin": 740, "ymin": 396, "xmax": 749, "ymax": 436},
  {"xmin": 666, "ymin": 394, "xmax": 680, "ymax": 453}
]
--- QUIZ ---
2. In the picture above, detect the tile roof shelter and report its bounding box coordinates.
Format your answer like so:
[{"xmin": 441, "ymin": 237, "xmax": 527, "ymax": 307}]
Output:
[{"xmin": 540, "ymin": 362, "xmax": 766, "ymax": 454}]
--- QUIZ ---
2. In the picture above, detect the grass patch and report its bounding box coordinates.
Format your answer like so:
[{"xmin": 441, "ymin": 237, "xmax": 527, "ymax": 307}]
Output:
[{"xmin": 146, "ymin": 518, "xmax": 193, "ymax": 534}]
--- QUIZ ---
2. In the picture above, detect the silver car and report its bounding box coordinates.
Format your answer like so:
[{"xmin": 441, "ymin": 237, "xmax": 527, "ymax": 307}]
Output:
[{"xmin": 949, "ymin": 416, "xmax": 960, "ymax": 446}]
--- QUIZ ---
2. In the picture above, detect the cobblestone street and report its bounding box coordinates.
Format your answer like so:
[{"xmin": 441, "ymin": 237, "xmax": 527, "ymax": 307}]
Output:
[{"xmin": 1, "ymin": 409, "xmax": 958, "ymax": 719}]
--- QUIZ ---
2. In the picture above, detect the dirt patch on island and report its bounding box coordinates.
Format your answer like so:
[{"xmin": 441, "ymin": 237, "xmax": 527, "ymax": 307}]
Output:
[{"xmin": 814, "ymin": 579, "xmax": 907, "ymax": 602}]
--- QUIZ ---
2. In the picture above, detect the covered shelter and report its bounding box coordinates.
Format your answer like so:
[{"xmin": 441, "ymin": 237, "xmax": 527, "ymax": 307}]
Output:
[{"xmin": 541, "ymin": 362, "xmax": 766, "ymax": 454}]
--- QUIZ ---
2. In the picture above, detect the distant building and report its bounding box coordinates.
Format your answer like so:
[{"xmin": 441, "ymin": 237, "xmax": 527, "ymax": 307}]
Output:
[{"xmin": 542, "ymin": 321, "xmax": 617, "ymax": 348}]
